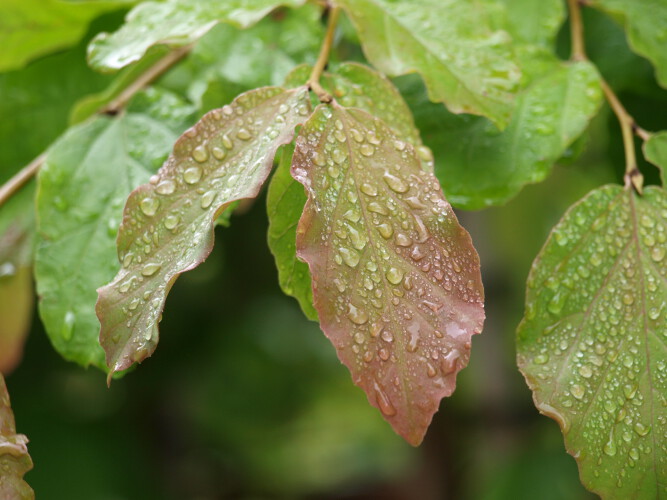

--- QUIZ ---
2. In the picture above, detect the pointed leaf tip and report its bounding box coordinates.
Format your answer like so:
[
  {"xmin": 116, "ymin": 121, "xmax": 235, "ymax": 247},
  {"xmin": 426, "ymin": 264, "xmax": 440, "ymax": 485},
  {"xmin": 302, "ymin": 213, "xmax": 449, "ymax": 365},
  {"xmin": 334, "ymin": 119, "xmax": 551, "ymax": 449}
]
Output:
[
  {"xmin": 292, "ymin": 103, "xmax": 484, "ymax": 444},
  {"xmin": 96, "ymin": 86, "xmax": 311, "ymax": 376}
]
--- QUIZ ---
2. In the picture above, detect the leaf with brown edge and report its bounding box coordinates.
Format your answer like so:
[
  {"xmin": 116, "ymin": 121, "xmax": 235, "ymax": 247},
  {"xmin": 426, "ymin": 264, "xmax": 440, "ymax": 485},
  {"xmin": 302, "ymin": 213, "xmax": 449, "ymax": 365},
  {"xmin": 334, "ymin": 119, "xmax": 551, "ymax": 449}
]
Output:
[
  {"xmin": 0, "ymin": 374, "xmax": 33, "ymax": 499},
  {"xmin": 292, "ymin": 103, "xmax": 485, "ymax": 445},
  {"xmin": 96, "ymin": 86, "xmax": 311, "ymax": 379}
]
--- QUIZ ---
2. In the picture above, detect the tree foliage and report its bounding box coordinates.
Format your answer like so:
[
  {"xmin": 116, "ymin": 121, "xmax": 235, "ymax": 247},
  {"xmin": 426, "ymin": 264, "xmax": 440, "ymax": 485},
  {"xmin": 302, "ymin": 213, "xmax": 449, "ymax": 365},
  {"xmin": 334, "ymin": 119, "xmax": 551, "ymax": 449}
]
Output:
[{"xmin": 1, "ymin": 0, "xmax": 667, "ymax": 497}]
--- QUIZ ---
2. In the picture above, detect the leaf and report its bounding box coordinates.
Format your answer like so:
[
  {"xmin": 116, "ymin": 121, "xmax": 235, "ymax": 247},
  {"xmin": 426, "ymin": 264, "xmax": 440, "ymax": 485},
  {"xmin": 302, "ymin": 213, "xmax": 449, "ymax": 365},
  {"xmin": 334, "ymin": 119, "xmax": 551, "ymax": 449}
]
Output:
[
  {"xmin": 398, "ymin": 49, "xmax": 603, "ymax": 209},
  {"xmin": 0, "ymin": 374, "xmax": 33, "ymax": 499},
  {"xmin": 0, "ymin": 0, "xmax": 134, "ymax": 72},
  {"xmin": 267, "ymin": 144, "xmax": 317, "ymax": 321},
  {"xmin": 35, "ymin": 89, "xmax": 194, "ymax": 370},
  {"xmin": 644, "ymin": 131, "xmax": 667, "ymax": 186},
  {"xmin": 517, "ymin": 185, "xmax": 667, "ymax": 498},
  {"xmin": 498, "ymin": 0, "xmax": 565, "ymax": 47},
  {"xmin": 291, "ymin": 103, "xmax": 485, "ymax": 445},
  {"xmin": 335, "ymin": 0, "xmax": 520, "ymax": 128},
  {"xmin": 87, "ymin": 0, "xmax": 307, "ymax": 72},
  {"xmin": 268, "ymin": 62, "xmax": 433, "ymax": 319},
  {"xmin": 589, "ymin": 0, "xmax": 667, "ymax": 88},
  {"xmin": 96, "ymin": 86, "xmax": 311, "ymax": 377}
]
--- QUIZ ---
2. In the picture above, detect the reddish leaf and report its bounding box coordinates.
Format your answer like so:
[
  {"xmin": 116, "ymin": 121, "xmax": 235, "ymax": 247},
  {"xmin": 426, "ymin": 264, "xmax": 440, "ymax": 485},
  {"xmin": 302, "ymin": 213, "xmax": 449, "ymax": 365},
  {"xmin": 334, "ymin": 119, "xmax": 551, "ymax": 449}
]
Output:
[
  {"xmin": 292, "ymin": 103, "xmax": 484, "ymax": 445},
  {"xmin": 96, "ymin": 86, "xmax": 311, "ymax": 378},
  {"xmin": 0, "ymin": 374, "xmax": 33, "ymax": 499}
]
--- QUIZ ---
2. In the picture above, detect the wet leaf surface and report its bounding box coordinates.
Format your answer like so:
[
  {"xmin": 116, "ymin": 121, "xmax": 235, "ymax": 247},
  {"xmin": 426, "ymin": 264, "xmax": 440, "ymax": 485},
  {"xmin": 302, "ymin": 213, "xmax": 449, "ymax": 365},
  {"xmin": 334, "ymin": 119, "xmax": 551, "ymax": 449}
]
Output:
[
  {"xmin": 518, "ymin": 185, "xmax": 667, "ymax": 498},
  {"xmin": 292, "ymin": 103, "xmax": 484, "ymax": 445},
  {"xmin": 88, "ymin": 0, "xmax": 306, "ymax": 72},
  {"xmin": 97, "ymin": 86, "xmax": 311, "ymax": 377},
  {"xmin": 0, "ymin": 374, "xmax": 33, "ymax": 499},
  {"xmin": 35, "ymin": 89, "xmax": 194, "ymax": 370},
  {"xmin": 335, "ymin": 0, "xmax": 520, "ymax": 128}
]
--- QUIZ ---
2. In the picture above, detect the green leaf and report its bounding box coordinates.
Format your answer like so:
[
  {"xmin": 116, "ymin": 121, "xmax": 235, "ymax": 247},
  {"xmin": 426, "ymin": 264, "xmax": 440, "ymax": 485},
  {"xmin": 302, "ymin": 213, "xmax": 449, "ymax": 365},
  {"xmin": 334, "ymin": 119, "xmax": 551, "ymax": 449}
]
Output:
[
  {"xmin": 292, "ymin": 103, "xmax": 485, "ymax": 445},
  {"xmin": 97, "ymin": 86, "xmax": 311, "ymax": 377},
  {"xmin": 335, "ymin": 0, "xmax": 521, "ymax": 128},
  {"xmin": 517, "ymin": 185, "xmax": 667, "ymax": 498},
  {"xmin": 35, "ymin": 89, "xmax": 194, "ymax": 370},
  {"xmin": 0, "ymin": 374, "xmax": 33, "ymax": 499},
  {"xmin": 589, "ymin": 0, "xmax": 667, "ymax": 88},
  {"xmin": 0, "ymin": 0, "xmax": 134, "ymax": 72},
  {"xmin": 644, "ymin": 131, "xmax": 667, "ymax": 186},
  {"xmin": 400, "ymin": 50, "xmax": 602, "ymax": 209},
  {"xmin": 88, "ymin": 0, "xmax": 307, "ymax": 72},
  {"xmin": 267, "ymin": 144, "xmax": 317, "ymax": 321},
  {"xmin": 498, "ymin": 0, "xmax": 565, "ymax": 47}
]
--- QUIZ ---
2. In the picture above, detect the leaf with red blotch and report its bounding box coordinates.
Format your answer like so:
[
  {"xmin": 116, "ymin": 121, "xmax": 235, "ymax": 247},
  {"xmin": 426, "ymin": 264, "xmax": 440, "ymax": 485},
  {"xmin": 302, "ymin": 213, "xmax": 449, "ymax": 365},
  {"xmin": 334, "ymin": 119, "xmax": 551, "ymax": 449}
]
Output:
[
  {"xmin": 292, "ymin": 103, "xmax": 484, "ymax": 445},
  {"xmin": 0, "ymin": 373, "xmax": 33, "ymax": 499},
  {"xmin": 96, "ymin": 86, "xmax": 311, "ymax": 380}
]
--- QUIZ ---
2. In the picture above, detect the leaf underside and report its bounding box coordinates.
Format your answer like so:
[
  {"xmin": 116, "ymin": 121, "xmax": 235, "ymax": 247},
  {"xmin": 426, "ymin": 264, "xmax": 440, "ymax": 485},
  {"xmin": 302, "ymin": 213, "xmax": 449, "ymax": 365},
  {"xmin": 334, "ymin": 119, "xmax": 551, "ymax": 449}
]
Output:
[
  {"xmin": 335, "ymin": 0, "xmax": 520, "ymax": 128},
  {"xmin": 518, "ymin": 185, "xmax": 667, "ymax": 498},
  {"xmin": 96, "ymin": 86, "xmax": 311, "ymax": 378},
  {"xmin": 0, "ymin": 374, "xmax": 33, "ymax": 499},
  {"xmin": 87, "ymin": 0, "xmax": 307, "ymax": 72},
  {"xmin": 292, "ymin": 103, "xmax": 484, "ymax": 445}
]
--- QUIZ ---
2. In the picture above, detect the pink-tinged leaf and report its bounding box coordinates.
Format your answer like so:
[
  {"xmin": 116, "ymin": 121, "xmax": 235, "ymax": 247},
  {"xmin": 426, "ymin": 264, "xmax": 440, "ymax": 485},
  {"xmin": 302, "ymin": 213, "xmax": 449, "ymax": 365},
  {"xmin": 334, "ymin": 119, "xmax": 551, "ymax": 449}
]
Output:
[
  {"xmin": 292, "ymin": 103, "xmax": 485, "ymax": 445},
  {"xmin": 0, "ymin": 374, "xmax": 33, "ymax": 499},
  {"xmin": 0, "ymin": 267, "xmax": 32, "ymax": 375},
  {"xmin": 96, "ymin": 86, "xmax": 311, "ymax": 379}
]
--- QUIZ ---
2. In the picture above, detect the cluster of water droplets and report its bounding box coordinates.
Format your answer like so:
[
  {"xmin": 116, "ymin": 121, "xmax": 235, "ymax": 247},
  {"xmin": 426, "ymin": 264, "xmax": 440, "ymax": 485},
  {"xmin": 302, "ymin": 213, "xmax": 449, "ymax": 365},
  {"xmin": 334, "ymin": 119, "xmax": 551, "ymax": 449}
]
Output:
[
  {"xmin": 295, "ymin": 105, "xmax": 483, "ymax": 419},
  {"xmin": 521, "ymin": 187, "xmax": 667, "ymax": 488},
  {"xmin": 101, "ymin": 87, "xmax": 311, "ymax": 366}
]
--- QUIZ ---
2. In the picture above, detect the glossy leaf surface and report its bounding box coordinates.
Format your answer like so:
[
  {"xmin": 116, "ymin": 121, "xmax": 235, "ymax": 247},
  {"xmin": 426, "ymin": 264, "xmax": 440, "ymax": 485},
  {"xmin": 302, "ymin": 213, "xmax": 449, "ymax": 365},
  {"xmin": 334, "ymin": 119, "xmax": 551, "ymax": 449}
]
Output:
[
  {"xmin": 267, "ymin": 144, "xmax": 317, "ymax": 321},
  {"xmin": 335, "ymin": 0, "xmax": 520, "ymax": 128},
  {"xmin": 499, "ymin": 0, "xmax": 564, "ymax": 47},
  {"xmin": 590, "ymin": 0, "xmax": 667, "ymax": 88},
  {"xmin": 0, "ymin": 0, "xmax": 133, "ymax": 72},
  {"xmin": 644, "ymin": 131, "xmax": 667, "ymax": 186},
  {"xmin": 292, "ymin": 103, "xmax": 484, "ymax": 445},
  {"xmin": 35, "ymin": 90, "xmax": 193, "ymax": 370},
  {"xmin": 518, "ymin": 185, "xmax": 667, "ymax": 498},
  {"xmin": 97, "ymin": 86, "xmax": 311, "ymax": 377},
  {"xmin": 401, "ymin": 51, "xmax": 602, "ymax": 209},
  {"xmin": 88, "ymin": 0, "xmax": 306, "ymax": 72},
  {"xmin": 0, "ymin": 374, "xmax": 33, "ymax": 499},
  {"xmin": 268, "ymin": 62, "xmax": 432, "ymax": 319}
]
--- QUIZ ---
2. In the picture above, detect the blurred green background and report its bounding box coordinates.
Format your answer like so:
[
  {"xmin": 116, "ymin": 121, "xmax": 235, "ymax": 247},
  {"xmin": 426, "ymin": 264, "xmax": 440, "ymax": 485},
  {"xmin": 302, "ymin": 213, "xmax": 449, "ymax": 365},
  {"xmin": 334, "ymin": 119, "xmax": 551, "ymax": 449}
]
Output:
[{"xmin": 3, "ymin": 4, "xmax": 667, "ymax": 499}]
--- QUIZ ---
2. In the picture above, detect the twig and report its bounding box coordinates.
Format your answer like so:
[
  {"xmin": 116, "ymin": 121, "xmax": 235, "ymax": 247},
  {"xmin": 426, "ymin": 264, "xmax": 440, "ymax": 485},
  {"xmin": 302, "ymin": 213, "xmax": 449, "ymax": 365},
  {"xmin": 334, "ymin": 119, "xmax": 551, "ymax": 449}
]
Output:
[
  {"xmin": 308, "ymin": 6, "xmax": 341, "ymax": 103},
  {"xmin": 0, "ymin": 154, "xmax": 47, "ymax": 207}
]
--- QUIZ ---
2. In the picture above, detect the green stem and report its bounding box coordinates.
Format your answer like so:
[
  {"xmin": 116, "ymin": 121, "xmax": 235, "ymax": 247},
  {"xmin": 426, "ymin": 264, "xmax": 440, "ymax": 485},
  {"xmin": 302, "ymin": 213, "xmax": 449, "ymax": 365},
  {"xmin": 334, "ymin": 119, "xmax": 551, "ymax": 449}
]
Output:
[
  {"xmin": 0, "ymin": 46, "xmax": 191, "ymax": 209},
  {"xmin": 567, "ymin": 0, "xmax": 644, "ymax": 193},
  {"xmin": 308, "ymin": 6, "xmax": 341, "ymax": 103}
]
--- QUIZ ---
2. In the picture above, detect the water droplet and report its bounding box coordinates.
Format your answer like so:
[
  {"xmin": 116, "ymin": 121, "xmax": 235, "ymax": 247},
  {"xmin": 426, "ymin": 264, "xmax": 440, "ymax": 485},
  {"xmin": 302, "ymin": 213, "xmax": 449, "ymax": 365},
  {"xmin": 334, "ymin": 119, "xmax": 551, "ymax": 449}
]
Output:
[
  {"xmin": 393, "ymin": 140, "xmax": 406, "ymax": 151},
  {"xmin": 192, "ymin": 145, "xmax": 208, "ymax": 163},
  {"xmin": 603, "ymin": 438, "xmax": 617, "ymax": 456},
  {"xmin": 183, "ymin": 166, "xmax": 202, "ymax": 184},
  {"xmin": 360, "ymin": 183, "xmax": 377, "ymax": 196},
  {"xmin": 140, "ymin": 197, "xmax": 159, "ymax": 217},
  {"xmin": 200, "ymin": 191, "xmax": 216, "ymax": 209},
  {"xmin": 62, "ymin": 311, "xmax": 75, "ymax": 341},
  {"xmin": 351, "ymin": 128, "xmax": 364, "ymax": 142},
  {"xmin": 222, "ymin": 134, "xmax": 233, "ymax": 149},
  {"xmin": 347, "ymin": 303, "xmax": 369, "ymax": 325},
  {"xmin": 236, "ymin": 128, "xmax": 251, "ymax": 140},
  {"xmin": 634, "ymin": 422, "xmax": 650, "ymax": 436},
  {"xmin": 571, "ymin": 384, "xmax": 585, "ymax": 400},
  {"xmin": 340, "ymin": 247, "xmax": 360, "ymax": 267},
  {"xmin": 312, "ymin": 151, "xmax": 326, "ymax": 167},
  {"xmin": 383, "ymin": 173, "xmax": 408, "ymax": 193},
  {"xmin": 374, "ymin": 382, "xmax": 396, "ymax": 416},
  {"xmin": 534, "ymin": 353, "xmax": 549, "ymax": 364},
  {"xmin": 395, "ymin": 233, "xmax": 411, "ymax": 247},
  {"xmin": 381, "ymin": 330, "xmax": 393, "ymax": 342},
  {"xmin": 141, "ymin": 262, "xmax": 161, "ymax": 277},
  {"xmin": 386, "ymin": 267, "xmax": 404, "ymax": 285},
  {"xmin": 156, "ymin": 179, "xmax": 176, "ymax": 195},
  {"xmin": 212, "ymin": 147, "xmax": 226, "ymax": 160},
  {"xmin": 332, "ymin": 149, "xmax": 346, "ymax": 164},
  {"xmin": 164, "ymin": 214, "xmax": 180, "ymax": 230},
  {"xmin": 651, "ymin": 247, "xmax": 665, "ymax": 262},
  {"xmin": 377, "ymin": 223, "xmax": 393, "ymax": 239},
  {"xmin": 360, "ymin": 144, "xmax": 375, "ymax": 156},
  {"xmin": 579, "ymin": 365, "xmax": 593, "ymax": 378}
]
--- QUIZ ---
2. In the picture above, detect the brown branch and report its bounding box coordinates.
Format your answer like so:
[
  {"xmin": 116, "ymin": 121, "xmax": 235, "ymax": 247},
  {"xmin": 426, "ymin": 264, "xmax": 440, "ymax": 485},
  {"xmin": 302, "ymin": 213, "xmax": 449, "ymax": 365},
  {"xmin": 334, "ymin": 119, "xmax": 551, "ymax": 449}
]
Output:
[{"xmin": 308, "ymin": 6, "xmax": 341, "ymax": 103}]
